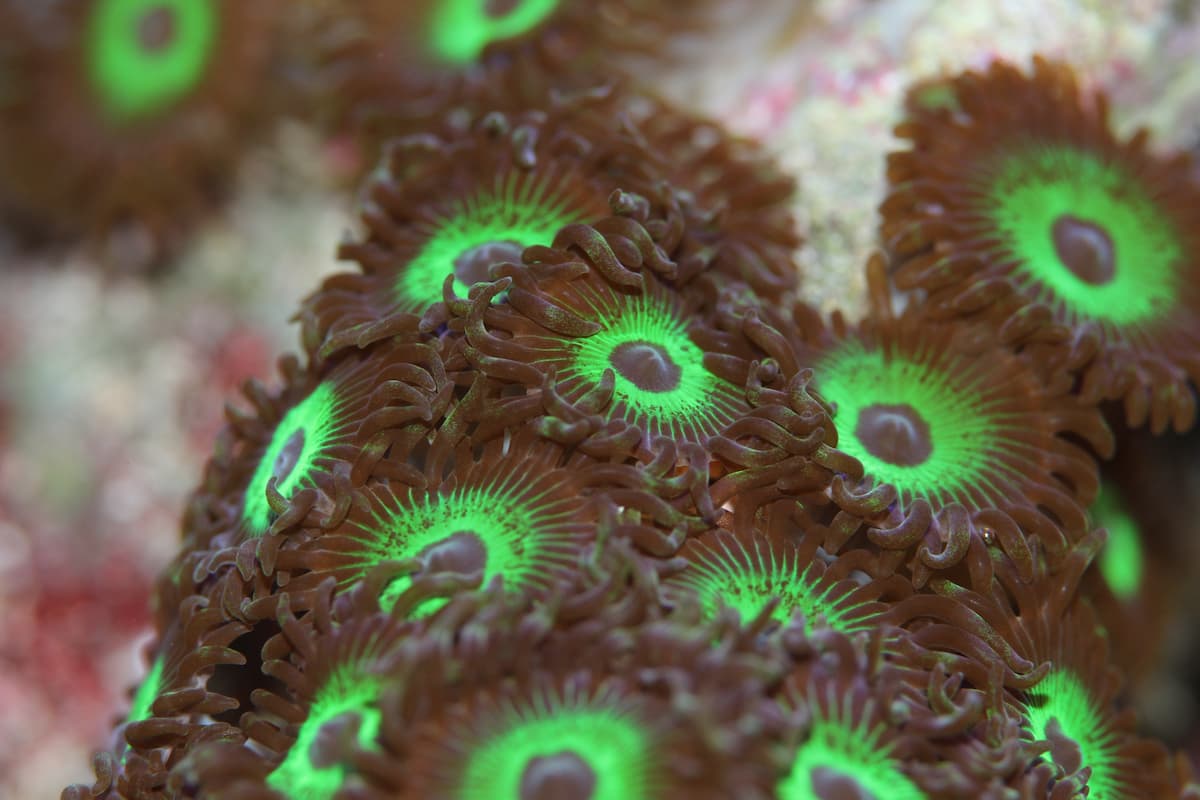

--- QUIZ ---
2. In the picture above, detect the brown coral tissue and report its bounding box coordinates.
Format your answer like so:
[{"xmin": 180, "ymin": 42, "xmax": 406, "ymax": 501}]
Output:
[{"xmin": 62, "ymin": 41, "xmax": 1200, "ymax": 800}]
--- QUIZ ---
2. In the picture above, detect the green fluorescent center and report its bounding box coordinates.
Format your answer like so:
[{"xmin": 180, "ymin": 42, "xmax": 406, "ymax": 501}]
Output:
[
  {"xmin": 428, "ymin": 0, "xmax": 561, "ymax": 64},
  {"xmin": 243, "ymin": 382, "xmax": 343, "ymax": 537},
  {"xmin": 267, "ymin": 668, "xmax": 383, "ymax": 800},
  {"xmin": 1092, "ymin": 483, "xmax": 1144, "ymax": 601},
  {"xmin": 88, "ymin": 0, "xmax": 216, "ymax": 121},
  {"xmin": 816, "ymin": 343, "xmax": 1006, "ymax": 507},
  {"xmin": 459, "ymin": 692, "xmax": 653, "ymax": 800},
  {"xmin": 1024, "ymin": 668, "xmax": 1119, "ymax": 799},
  {"xmin": 348, "ymin": 482, "xmax": 573, "ymax": 616},
  {"xmin": 675, "ymin": 539, "xmax": 878, "ymax": 636},
  {"xmin": 397, "ymin": 174, "xmax": 583, "ymax": 312},
  {"xmin": 982, "ymin": 146, "xmax": 1181, "ymax": 325},
  {"xmin": 778, "ymin": 698, "xmax": 925, "ymax": 800},
  {"xmin": 568, "ymin": 295, "xmax": 725, "ymax": 426}
]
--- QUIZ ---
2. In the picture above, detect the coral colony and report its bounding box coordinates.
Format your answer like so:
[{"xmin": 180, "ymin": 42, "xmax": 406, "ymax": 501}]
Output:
[{"xmin": 0, "ymin": 1, "xmax": 1186, "ymax": 798}]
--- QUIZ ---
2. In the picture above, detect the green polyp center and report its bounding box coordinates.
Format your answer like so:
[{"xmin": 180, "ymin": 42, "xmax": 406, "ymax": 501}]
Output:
[
  {"xmin": 778, "ymin": 702, "xmax": 925, "ymax": 800},
  {"xmin": 378, "ymin": 529, "xmax": 489, "ymax": 618},
  {"xmin": 1092, "ymin": 483, "xmax": 1144, "ymax": 601},
  {"xmin": 243, "ymin": 382, "xmax": 342, "ymax": 537},
  {"xmin": 982, "ymin": 145, "xmax": 1181, "ymax": 325},
  {"xmin": 126, "ymin": 653, "xmax": 166, "ymax": 726},
  {"xmin": 88, "ymin": 0, "xmax": 216, "ymax": 121},
  {"xmin": 267, "ymin": 668, "xmax": 383, "ymax": 800},
  {"xmin": 568, "ymin": 294, "xmax": 727, "ymax": 429},
  {"xmin": 352, "ymin": 482, "xmax": 571, "ymax": 617},
  {"xmin": 676, "ymin": 539, "xmax": 876, "ymax": 636},
  {"xmin": 1023, "ymin": 668, "xmax": 1119, "ymax": 798},
  {"xmin": 459, "ymin": 697, "xmax": 653, "ymax": 800},
  {"xmin": 816, "ymin": 343, "xmax": 996, "ymax": 507},
  {"xmin": 396, "ymin": 173, "xmax": 584, "ymax": 312},
  {"xmin": 428, "ymin": 0, "xmax": 561, "ymax": 64}
]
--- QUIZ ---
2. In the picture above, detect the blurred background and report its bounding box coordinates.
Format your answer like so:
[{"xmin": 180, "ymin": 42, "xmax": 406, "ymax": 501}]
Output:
[{"xmin": 2, "ymin": 1, "xmax": 1199, "ymax": 795}]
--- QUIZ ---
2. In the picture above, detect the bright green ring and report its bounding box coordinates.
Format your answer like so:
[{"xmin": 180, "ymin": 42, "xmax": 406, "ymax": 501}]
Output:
[
  {"xmin": 88, "ymin": 0, "xmax": 216, "ymax": 121},
  {"xmin": 371, "ymin": 486, "xmax": 551, "ymax": 616},
  {"xmin": 346, "ymin": 470, "xmax": 580, "ymax": 618},
  {"xmin": 568, "ymin": 294, "xmax": 724, "ymax": 426},
  {"xmin": 1024, "ymin": 668, "xmax": 1120, "ymax": 799},
  {"xmin": 242, "ymin": 382, "xmax": 341, "ymax": 537},
  {"xmin": 267, "ymin": 667, "xmax": 383, "ymax": 800},
  {"xmin": 397, "ymin": 179, "xmax": 579, "ymax": 312},
  {"xmin": 983, "ymin": 146, "xmax": 1181, "ymax": 325},
  {"xmin": 459, "ymin": 698, "xmax": 653, "ymax": 799},
  {"xmin": 816, "ymin": 343, "xmax": 1003, "ymax": 507},
  {"xmin": 676, "ymin": 540, "xmax": 878, "ymax": 636},
  {"xmin": 779, "ymin": 701, "xmax": 925, "ymax": 799}
]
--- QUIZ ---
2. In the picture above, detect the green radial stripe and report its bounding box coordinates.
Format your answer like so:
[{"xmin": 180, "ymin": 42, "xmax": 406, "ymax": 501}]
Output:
[
  {"xmin": 126, "ymin": 653, "xmax": 166, "ymax": 725},
  {"xmin": 88, "ymin": 0, "xmax": 216, "ymax": 121},
  {"xmin": 243, "ymin": 382, "xmax": 346, "ymax": 537},
  {"xmin": 673, "ymin": 537, "xmax": 879, "ymax": 636},
  {"xmin": 532, "ymin": 286, "xmax": 746, "ymax": 442},
  {"xmin": 428, "ymin": 0, "xmax": 561, "ymax": 64},
  {"xmin": 267, "ymin": 665, "xmax": 384, "ymax": 800},
  {"xmin": 341, "ymin": 472, "xmax": 579, "ymax": 616},
  {"xmin": 779, "ymin": 692, "xmax": 925, "ymax": 800},
  {"xmin": 458, "ymin": 686, "xmax": 655, "ymax": 800},
  {"xmin": 980, "ymin": 146, "xmax": 1181, "ymax": 325},
  {"xmin": 396, "ymin": 170, "xmax": 587, "ymax": 312},
  {"xmin": 1023, "ymin": 668, "xmax": 1121, "ymax": 799},
  {"xmin": 816, "ymin": 340, "xmax": 1040, "ymax": 509}
]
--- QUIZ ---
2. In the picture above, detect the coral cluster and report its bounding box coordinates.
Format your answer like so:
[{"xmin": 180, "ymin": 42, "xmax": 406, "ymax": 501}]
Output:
[
  {"xmin": 883, "ymin": 57, "xmax": 1200, "ymax": 434},
  {"xmin": 58, "ymin": 20, "xmax": 1200, "ymax": 800}
]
